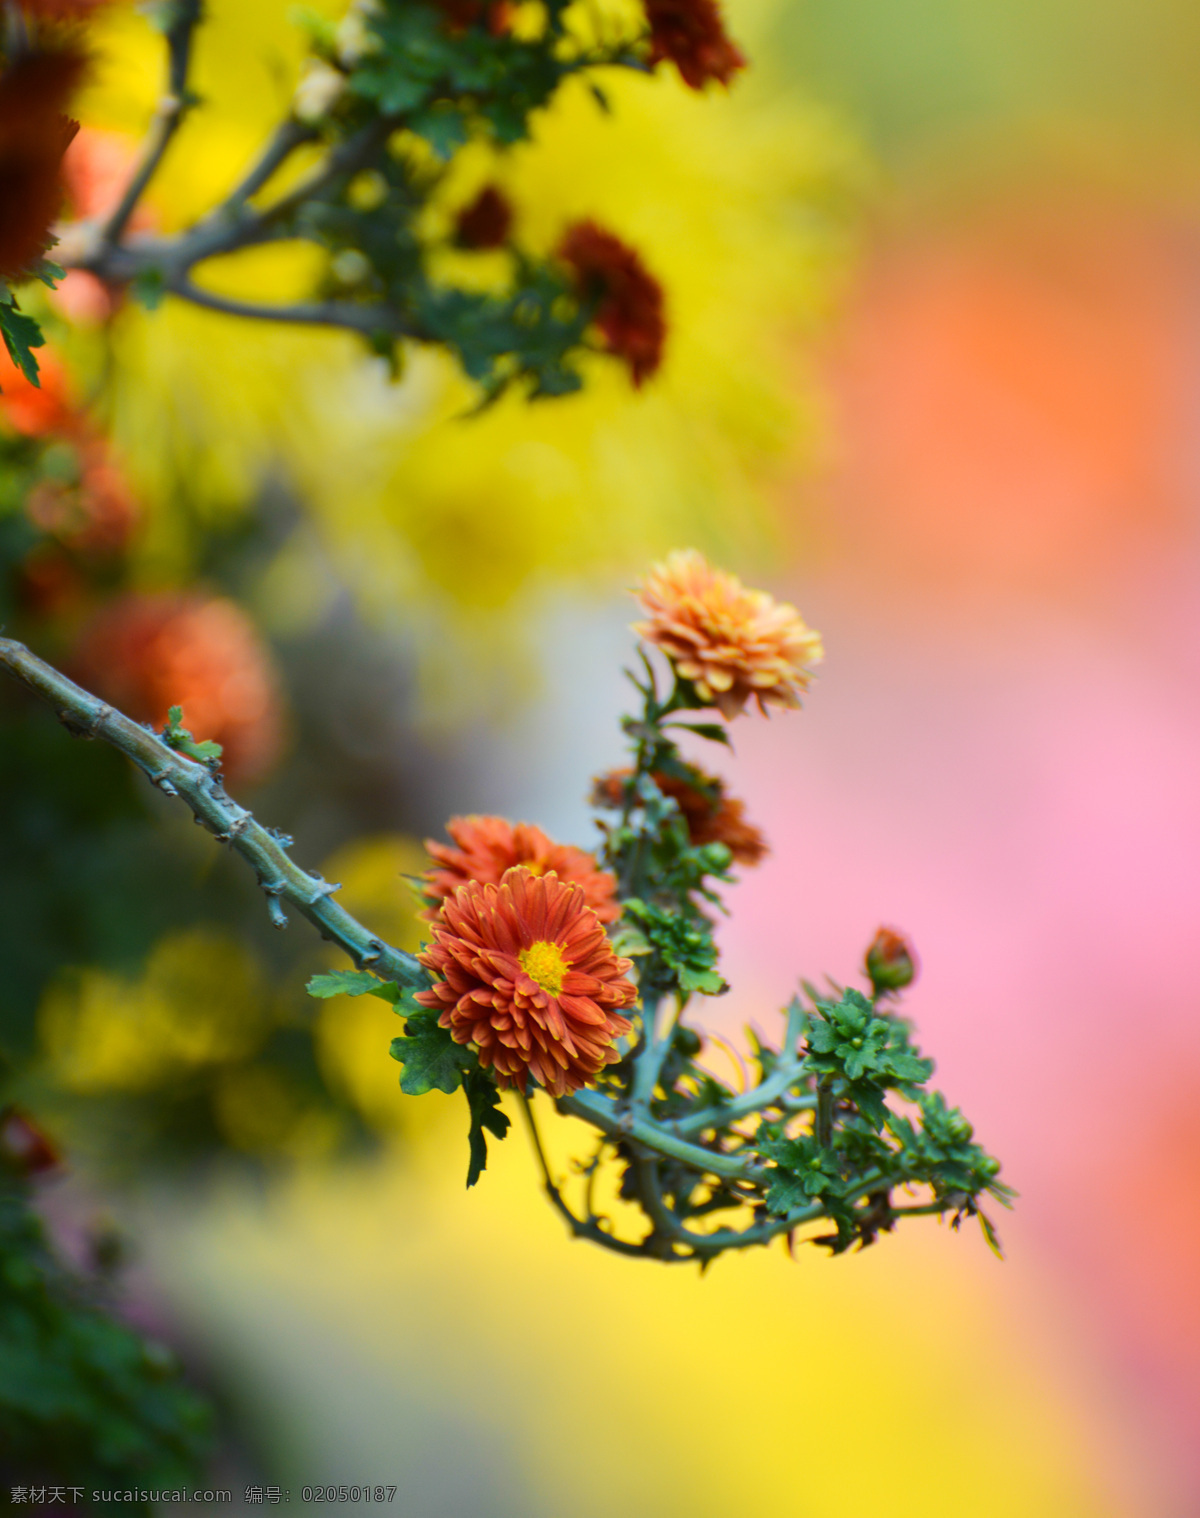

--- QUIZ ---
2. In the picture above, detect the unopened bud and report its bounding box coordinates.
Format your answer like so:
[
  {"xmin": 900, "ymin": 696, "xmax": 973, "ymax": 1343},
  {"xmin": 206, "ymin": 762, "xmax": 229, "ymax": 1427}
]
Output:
[
  {"xmin": 865, "ymin": 926, "xmax": 917, "ymax": 995},
  {"xmin": 337, "ymin": 0, "xmax": 383, "ymax": 66},
  {"xmin": 294, "ymin": 60, "xmax": 346, "ymax": 124}
]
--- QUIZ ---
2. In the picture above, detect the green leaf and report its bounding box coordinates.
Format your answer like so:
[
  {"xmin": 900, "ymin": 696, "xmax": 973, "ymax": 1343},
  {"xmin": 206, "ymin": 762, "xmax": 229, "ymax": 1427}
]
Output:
[
  {"xmin": 130, "ymin": 267, "xmax": 166, "ymax": 311},
  {"xmin": 664, "ymin": 722, "xmax": 732, "ymax": 747},
  {"xmin": 0, "ymin": 297, "xmax": 46, "ymax": 386},
  {"xmin": 161, "ymin": 707, "xmax": 225, "ymax": 766},
  {"xmin": 678, "ymin": 966, "xmax": 726, "ymax": 996},
  {"xmin": 978, "ymin": 1209, "xmax": 1005, "ymax": 1259},
  {"xmin": 306, "ymin": 970, "xmax": 400, "ymax": 1004},
  {"xmin": 609, "ymin": 921, "xmax": 651, "ymax": 958},
  {"xmin": 390, "ymin": 1009, "xmax": 468, "ymax": 1096},
  {"xmin": 32, "ymin": 259, "xmax": 65, "ymax": 290},
  {"xmin": 763, "ymin": 1172, "xmax": 807, "ymax": 1215},
  {"xmin": 888, "ymin": 1050, "xmax": 935, "ymax": 1083},
  {"xmin": 463, "ymin": 1068, "xmax": 510, "ymax": 1187}
]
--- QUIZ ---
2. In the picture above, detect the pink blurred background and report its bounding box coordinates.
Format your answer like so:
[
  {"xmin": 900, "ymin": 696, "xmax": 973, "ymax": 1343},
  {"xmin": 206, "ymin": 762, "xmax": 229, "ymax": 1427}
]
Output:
[{"xmin": 716, "ymin": 192, "xmax": 1200, "ymax": 1504}]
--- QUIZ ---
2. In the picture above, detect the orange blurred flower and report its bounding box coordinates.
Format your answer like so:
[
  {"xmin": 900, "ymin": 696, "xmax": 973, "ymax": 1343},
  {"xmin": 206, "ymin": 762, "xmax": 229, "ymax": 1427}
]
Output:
[
  {"xmin": 72, "ymin": 594, "xmax": 285, "ymax": 785},
  {"xmin": 0, "ymin": 343, "xmax": 76, "ymax": 435},
  {"xmin": 633, "ymin": 549, "xmax": 824, "ymax": 718},
  {"xmin": 593, "ymin": 766, "xmax": 768, "ymax": 866},
  {"xmin": 53, "ymin": 126, "xmax": 157, "ymax": 322},
  {"xmin": 423, "ymin": 815, "xmax": 619, "ymax": 922},
  {"xmin": 0, "ymin": 47, "xmax": 85, "ymax": 281},
  {"xmin": 644, "ymin": 0, "xmax": 745, "ymax": 91},
  {"xmin": 0, "ymin": 342, "xmax": 140, "ymax": 554},
  {"xmin": 559, "ymin": 220, "xmax": 665, "ymax": 387},
  {"xmin": 415, "ymin": 868, "xmax": 637, "ymax": 1097}
]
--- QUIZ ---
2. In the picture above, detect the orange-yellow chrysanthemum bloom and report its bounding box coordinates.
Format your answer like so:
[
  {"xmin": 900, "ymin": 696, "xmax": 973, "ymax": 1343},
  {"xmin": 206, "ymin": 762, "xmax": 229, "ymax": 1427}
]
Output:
[
  {"xmin": 422, "ymin": 815, "xmax": 619, "ymax": 923},
  {"xmin": 632, "ymin": 549, "xmax": 824, "ymax": 719},
  {"xmin": 414, "ymin": 868, "xmax": 637, "ymax": 1098}
]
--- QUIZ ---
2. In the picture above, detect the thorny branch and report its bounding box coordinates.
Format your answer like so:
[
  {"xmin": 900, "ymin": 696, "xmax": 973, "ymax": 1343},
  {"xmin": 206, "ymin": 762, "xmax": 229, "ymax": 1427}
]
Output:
[{"xmin": 0, "ymin": 638, "xmax": 827, "ymax": 1261}]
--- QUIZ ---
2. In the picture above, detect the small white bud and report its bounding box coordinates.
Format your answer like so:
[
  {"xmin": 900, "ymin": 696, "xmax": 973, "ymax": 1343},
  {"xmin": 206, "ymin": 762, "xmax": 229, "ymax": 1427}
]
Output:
[{"xmin": 293, "ymin": 60, "xmax": 346, "ymax": 124}]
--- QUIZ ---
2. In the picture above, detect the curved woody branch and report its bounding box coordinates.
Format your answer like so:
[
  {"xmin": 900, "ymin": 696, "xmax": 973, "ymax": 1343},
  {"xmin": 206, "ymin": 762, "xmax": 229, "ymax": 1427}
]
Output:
[
  {"xmin": 0, "ymin": 639, "xmax": 786, "ymax": 1242},
  {"xmin": 0, "ymin": 637, "xmax": 426, "ymax": 989}
]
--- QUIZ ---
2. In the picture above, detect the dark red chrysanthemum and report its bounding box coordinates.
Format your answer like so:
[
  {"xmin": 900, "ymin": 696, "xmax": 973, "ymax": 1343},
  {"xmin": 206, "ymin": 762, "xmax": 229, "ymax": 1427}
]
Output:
[
  {"xmin": 20, "ymin": 0, "xmax": 107, "ymax": 15},
  {"xmin": 455, "ymin": 185, "xmax": 513, "ymax": 250},
  {"xmin": 592, "ymin": 766, "xmax": 768, "ymax": 866},
  {"xmin": 0, "ymin": 48, "xmax": 86, "ymax": 281},
  {"xmin": 415, "ymin": 868, "xmax": 637, "ymax": 1097},
  {"xmin": 644, "ymin": 0, "xmax": 745, "ymax": 91},
  {"xmin": 559, "ymin": 220, "xmax": 665, "ymax": 387},
  {"xmin": 433, "ymin": 0, "xmax": 513, "ymax": 35},
  {"xmin": 71, "ymin": 594, "xmax": 285, "ymax": 785},
  {"xmin": 423, "ymin": 815, "xmax": 619, "ymax": 923}
]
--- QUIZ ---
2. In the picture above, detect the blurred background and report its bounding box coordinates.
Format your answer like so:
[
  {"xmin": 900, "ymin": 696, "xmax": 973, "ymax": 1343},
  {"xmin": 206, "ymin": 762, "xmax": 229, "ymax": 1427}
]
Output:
[{"xmin": 4, "ymin": 0, "xmax": 1200, "ymax": 1512}]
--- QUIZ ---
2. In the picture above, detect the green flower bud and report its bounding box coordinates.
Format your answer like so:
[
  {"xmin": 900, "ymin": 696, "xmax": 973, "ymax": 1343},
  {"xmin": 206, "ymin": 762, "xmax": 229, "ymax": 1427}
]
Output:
[{"xmin": 865, "ymin": 926, "xmax": 917, "ymax": 995}]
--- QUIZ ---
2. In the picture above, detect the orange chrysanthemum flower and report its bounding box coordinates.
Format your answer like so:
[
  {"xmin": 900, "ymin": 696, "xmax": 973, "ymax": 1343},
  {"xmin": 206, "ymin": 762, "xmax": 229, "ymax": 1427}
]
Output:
[
  {"xmin": 71, "ymin": 594, "xmax": 285, "ymax": 785},
  {"xmin": 633, "ymin": 549, "xmax": 824, "ymax": 719},
  {"xmin": 423, "ymin": 815, "xmax": 619, "ymax": 923},
  {"xmin": 559, "ymin": 220, "xmax": 665, "ymax": 387},
  {"xmin": 593, "ymin": 766, "xmax": 768, "ymax": 866},
  {"xmin": 644, "ymin": 0, "xmax": 745, "ymax": 91},
  {"xmin": 415, "ymin": 868, "xmax": 637, "ymax": 1097}
]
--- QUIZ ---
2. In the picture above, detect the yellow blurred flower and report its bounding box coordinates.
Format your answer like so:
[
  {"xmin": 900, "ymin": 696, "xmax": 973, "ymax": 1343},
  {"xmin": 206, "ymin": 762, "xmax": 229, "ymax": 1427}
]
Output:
[
  {"xmin": 62, "ymin": 0, "xmax": 864, "ymax": 712},
  {"xmin": 39, "ymin": 928, "xmax": 270, "ymax": 1092}
]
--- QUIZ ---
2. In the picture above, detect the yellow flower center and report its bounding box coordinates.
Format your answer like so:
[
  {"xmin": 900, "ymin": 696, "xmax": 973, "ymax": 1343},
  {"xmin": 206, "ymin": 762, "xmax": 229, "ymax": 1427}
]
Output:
[{"xmin": 519, "ymin": 939, "xmax": 568, "ymax": 997}]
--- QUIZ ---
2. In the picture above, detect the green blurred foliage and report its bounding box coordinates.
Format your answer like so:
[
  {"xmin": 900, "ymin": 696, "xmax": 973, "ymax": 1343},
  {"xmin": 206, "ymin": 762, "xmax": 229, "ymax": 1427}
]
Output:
[{"xmin": 0, "ymin": 1179, "xmax": 211, "ymax": 1508}]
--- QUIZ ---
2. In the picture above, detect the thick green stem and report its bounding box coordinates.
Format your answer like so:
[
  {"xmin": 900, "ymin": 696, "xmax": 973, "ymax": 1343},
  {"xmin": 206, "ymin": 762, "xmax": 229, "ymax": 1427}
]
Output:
[
  {"xmin": 675, "ymin": 997, "xmax": 808, "ymax": 1137},
  {"xmin": 560, "ymin": 1088, "xmax": 761, "ymax": 1183},
  {"xmin": 816, "ymin": 1076, "xmax": 834, "ymax": 1149}
]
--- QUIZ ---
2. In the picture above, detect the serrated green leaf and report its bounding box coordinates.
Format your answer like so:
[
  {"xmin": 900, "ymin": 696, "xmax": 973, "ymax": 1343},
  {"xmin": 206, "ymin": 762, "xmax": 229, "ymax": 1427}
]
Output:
[
  {"xmin": 306, "ymin": 970, "xmax": 400, "ymax": 1003},
  {"xmin": 463, "ymin": 1067, "xmax": 510, "ymax": 1187},
  {"xmin": 807, "ymin": 1022, "xmax": 838, "ymax": 1054},
  {"xmin": 390, "ymin": 1010, "xmax": 468, "ymax": 1095},
  {"xmin": 678, "ymin": 966, "xmax": 725, "ymax": 996},
  {"xmin": 888, "ymin": 1051, "xmax": 934, "ymax": 1082},
  {"xmin": 0, "ymin": 299, "xmax": 46, "ymax": 386},
  {"xmin": 664, "ymin": 722, "xmax": 732, "ymax": 746},
  {"xmin": 763, "ymin": 1172, "xmax": 807, "ymax": 1215}
]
